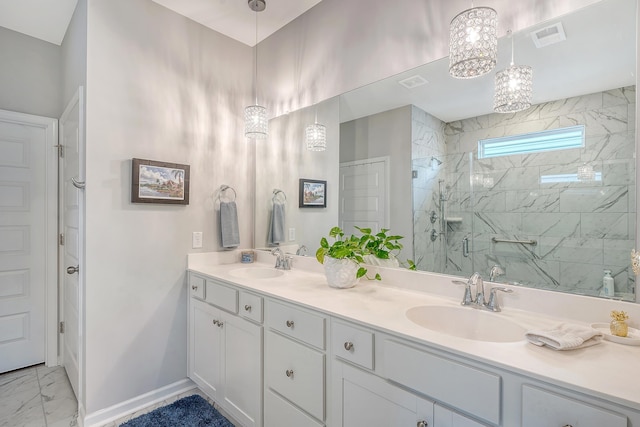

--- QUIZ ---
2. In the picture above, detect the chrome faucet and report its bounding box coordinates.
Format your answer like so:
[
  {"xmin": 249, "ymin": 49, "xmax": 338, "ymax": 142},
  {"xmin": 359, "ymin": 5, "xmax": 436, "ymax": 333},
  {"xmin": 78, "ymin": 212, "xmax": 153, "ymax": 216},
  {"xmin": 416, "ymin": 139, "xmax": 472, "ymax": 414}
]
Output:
[
  {"xmin": 271, "ymin": 247, "xmax": 292, "ymax": 270},
  {"xmin": 453, "ymin": 272, "xmax": 513, "ymax": 312},
  {"xmin": 296, "ymin": 245, "xmax": 308, "ymax": 256},
  {"xmin": 469, "ymin": 272, "xmax": 486, "ymax": 307},
  {"xmin": 489, "ymin": 265, "xmax": 504, "ymax": 282}
]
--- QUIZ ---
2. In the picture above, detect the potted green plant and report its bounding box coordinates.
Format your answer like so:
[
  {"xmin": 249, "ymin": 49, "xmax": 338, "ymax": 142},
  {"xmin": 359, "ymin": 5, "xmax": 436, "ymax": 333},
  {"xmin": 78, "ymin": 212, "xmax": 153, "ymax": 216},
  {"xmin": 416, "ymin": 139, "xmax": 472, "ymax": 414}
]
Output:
[{"xmin": 316, "ymin": 226, "xmax": 415, "ymax": 289}]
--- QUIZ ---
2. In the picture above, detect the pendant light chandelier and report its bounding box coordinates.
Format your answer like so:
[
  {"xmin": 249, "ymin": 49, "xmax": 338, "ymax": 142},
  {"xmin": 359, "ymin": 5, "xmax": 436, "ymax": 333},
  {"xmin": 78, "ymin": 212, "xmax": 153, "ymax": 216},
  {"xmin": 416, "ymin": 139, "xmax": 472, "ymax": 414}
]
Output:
[
  {"xmin": 449, "ymin": 4, "xmax": 498, "ymax": 79},
  {"xmin": 244, "ymin": 0, "xmax": 268, "ymax": 139},
  {"xmin": 305, "ymin": 109, "xmax": 326, "ymax": 151},
  {"xmin": 494, "ymin": 30, "xmax": 533, "ymax": 113}
]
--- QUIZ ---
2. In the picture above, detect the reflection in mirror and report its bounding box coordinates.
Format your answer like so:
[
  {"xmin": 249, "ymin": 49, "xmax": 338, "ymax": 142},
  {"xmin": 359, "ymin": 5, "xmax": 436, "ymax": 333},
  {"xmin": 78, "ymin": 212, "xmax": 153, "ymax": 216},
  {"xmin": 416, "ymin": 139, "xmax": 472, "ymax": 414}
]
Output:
[
  {"xmin": 255, "ymin": 97, "xmax": 340, "ymax": 254},
  {"xmin": 255, "ymin": 0, "xmax": 637, "ymax": 301}
]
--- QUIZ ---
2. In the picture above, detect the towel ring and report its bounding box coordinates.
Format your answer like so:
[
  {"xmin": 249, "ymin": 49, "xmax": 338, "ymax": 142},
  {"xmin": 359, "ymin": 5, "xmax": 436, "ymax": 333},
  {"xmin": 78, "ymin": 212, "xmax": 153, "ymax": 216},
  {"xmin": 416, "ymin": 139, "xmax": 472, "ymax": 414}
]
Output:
[
  {"xmin": 218, "ymin": 185, "xmax": 236, "ymax": 203},
  {"xmin": 272, "ymin": 189, "xmax": 287, "ymax": 203}
]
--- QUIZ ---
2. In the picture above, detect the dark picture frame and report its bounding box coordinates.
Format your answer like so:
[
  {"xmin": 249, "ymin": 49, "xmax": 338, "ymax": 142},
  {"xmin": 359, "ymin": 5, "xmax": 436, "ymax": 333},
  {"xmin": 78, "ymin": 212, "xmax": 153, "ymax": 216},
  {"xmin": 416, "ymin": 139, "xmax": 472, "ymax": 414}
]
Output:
[
  {"xmin": 299, "ymin": 179, "xmax": 327, "ymax": 208},
  {"xmin": 131, "ymin": 158, "xmax": 190, "ymax": 205}
]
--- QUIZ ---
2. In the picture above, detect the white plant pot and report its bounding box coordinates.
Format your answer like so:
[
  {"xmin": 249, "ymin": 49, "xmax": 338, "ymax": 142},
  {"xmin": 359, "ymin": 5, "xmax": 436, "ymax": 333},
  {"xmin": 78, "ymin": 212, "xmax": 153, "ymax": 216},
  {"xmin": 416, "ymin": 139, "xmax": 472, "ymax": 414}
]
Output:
[
  {"xmin": 323, "ymin": 256, "xmax": 361, "ymax": 289},
  {"xmin": 362, "ymin": 254, "xmax": 400, "ymax": 268}
]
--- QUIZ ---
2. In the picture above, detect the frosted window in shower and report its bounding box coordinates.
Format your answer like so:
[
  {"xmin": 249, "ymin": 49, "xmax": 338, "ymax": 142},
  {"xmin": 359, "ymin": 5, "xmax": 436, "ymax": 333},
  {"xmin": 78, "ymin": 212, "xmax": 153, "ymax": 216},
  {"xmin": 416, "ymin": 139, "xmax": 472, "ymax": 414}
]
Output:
[{"xmin": 478, "ymin": 125, "xmax": 585, "ymax": 159}]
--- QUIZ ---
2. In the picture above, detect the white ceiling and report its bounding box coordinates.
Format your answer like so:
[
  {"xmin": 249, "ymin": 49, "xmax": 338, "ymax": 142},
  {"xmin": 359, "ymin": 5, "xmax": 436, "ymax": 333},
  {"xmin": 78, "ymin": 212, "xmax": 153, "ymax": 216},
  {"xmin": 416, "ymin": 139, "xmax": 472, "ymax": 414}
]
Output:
[
  {"xmin": 0, "ymin": 0, "xmax": 78, "ymax": 45},
  {"xmin": 0, "ymin": 0, "xmax": 321, "ymax": 47},
  {"xmin": 151, "ymin": 0, "xmax": 322, "ymax": 47}
]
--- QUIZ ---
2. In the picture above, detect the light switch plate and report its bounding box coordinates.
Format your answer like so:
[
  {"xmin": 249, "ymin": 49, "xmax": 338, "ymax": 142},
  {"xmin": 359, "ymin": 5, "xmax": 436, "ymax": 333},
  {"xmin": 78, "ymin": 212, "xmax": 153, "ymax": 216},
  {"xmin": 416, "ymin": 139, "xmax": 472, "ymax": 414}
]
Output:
[
  {"xmin": 192, "ymin": 231, "xmax": 203, "ymax": 249},
  {"xmin": 289, "ymin": 228, "xmax": 296, "ymax": 241}
]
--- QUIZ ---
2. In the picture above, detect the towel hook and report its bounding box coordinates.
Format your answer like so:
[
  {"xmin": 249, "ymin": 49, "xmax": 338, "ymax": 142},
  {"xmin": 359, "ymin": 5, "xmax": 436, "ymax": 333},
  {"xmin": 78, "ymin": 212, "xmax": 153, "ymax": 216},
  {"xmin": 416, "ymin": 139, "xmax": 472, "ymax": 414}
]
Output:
[
  {"xmin": 218, "ymin": 185, "xmax": 236, "ymax": 203},
  {"xmin": 272, "ymin": 189, "xmax": 287, "ymax": 203}
]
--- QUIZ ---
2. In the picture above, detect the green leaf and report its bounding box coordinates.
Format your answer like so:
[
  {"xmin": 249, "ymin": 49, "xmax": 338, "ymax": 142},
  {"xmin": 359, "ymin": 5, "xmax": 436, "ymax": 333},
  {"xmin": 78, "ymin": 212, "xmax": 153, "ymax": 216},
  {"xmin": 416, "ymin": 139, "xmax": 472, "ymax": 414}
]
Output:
[
  {"xmin": 357, "ymin": 227, "xmax": 372, "ymax": 234},
  {"xmin": 320, "ymin": 237, "xmax": 329, "ymax": 249},
  {"xmin": 407, "ymin": 260, "xmax": 416, "ymax": 271},
  {"xmin": 387, "ymin": 235, "xmax": 403, "ymax": 241},
  {"xmin": 329, "ymin": 226, "xmax": 343, "ymax": 238},
  {"xmin": 374, "ymin": 273, "xmax": 382, "ymax": 281},
  {"xmin": 315, "ymin": 248, "xmax": 325, "ymax": 264},
  {"xmin": 356, "ymin": 267, "xmax": 367, "ymax": 278}
]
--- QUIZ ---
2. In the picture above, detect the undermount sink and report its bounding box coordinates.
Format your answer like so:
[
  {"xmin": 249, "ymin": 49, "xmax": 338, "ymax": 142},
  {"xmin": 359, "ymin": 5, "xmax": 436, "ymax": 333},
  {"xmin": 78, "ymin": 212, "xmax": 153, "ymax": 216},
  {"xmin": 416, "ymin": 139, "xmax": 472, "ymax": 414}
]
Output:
[
  {"xmin": 406, "ymin": 305, "xmax": 526, "ymax": 343},
  {"xmin": 228, "ymin": 267, "xmax": 284, "ymax": 279}
]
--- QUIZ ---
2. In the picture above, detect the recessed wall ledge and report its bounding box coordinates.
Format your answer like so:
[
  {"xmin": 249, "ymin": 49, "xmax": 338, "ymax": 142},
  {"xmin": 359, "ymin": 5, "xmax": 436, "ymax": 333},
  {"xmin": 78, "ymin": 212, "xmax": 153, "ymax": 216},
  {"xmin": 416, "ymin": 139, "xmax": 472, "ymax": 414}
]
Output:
[{"xmin": 187, "ymin": 251, "xmax": 640, "ymax": 328}]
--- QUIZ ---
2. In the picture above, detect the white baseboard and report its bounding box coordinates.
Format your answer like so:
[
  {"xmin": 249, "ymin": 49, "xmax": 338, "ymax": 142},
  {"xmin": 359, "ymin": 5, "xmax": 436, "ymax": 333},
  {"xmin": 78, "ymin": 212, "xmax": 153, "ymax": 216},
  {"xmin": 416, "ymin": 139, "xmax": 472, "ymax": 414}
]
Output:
[{"xmin": 82, "ymin": 378, "xmax": 197, "ymax": 427}]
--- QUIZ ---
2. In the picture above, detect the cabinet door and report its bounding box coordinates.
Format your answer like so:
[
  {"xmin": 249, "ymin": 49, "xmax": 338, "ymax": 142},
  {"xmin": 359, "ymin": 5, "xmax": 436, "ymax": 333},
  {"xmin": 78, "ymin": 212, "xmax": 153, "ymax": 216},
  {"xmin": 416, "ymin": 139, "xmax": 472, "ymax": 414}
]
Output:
[
  {"xmin": 339, "ymin": 362, "xmax": 433, "ymax": 427},
  {"xmin": 434, "ymin": 404, "xmax": 488, "ymax": 427},
  {"xmin": 190, "ymin": 300, "xmax": 223, "ymax": 398},
  {"xmin": 522, "ymin": 385, "xmax": 626, "ymax": 427},
  {"xmin": 223, "ymin": 312, "xmax": 263, "ymax": 427}
]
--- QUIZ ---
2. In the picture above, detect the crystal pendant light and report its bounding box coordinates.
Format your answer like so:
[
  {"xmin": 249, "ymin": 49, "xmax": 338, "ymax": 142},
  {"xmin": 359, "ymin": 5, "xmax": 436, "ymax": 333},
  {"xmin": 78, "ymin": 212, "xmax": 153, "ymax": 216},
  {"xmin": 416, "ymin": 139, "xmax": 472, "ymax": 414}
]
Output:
[
  {"xmin": 449, "ymin": 5, "xmax": 498, "ymax": 79},
  {"xmin": 494, "ymin": 30, "xmax": 533, "ymax": 113},
  {"xmin": 244, "ymin": 0, "xmax": 268, "ymax": 139},
  {"xmin": 305, "ymin": 109, "xmax": 326, "ymax": 151}
]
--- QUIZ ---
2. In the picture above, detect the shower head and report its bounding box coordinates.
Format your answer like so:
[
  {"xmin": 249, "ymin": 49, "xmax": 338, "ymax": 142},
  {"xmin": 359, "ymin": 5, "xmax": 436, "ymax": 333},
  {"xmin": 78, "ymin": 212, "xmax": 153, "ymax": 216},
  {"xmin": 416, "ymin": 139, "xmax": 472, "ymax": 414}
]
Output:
[{"xmin": 431, "ymin": 157, "xmax": 443, "ymax": 169}]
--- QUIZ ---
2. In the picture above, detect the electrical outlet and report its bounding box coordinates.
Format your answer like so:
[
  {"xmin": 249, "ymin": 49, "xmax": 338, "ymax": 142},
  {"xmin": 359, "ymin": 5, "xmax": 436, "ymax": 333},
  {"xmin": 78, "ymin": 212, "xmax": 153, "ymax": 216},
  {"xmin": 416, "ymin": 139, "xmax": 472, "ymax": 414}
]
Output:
[
  {"xmin": 192, "ymin": 232, "xmax": 203, "ymax": 249},
  {"xmin": 289, "ymin": 228, "xmax": 296, "ymax": 241}
]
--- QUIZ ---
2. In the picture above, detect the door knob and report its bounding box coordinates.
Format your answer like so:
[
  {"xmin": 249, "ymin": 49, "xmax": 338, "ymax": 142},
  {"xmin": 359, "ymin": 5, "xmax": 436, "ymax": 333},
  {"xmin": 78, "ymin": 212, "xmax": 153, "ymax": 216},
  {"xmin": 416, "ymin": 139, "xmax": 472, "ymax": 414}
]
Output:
[{"xmin": 66, "ymin": 266, "xmax": 79, "ymax": 274}]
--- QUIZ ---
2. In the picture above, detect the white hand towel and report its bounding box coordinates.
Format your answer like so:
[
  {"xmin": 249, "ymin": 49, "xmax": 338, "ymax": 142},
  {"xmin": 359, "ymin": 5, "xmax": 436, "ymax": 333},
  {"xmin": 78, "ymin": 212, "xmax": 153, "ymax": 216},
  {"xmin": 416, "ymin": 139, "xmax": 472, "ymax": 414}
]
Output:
[
  {"xmin": 220, "ymin": 201, "xmax": 240, "ymax": 248},
  {"xmin": 268, "ymin": 202, "xmax": 286, "ymax": 245},
  {"xmin": 525, "ymin": 323, "xmax": 603, "ymax": 351}
]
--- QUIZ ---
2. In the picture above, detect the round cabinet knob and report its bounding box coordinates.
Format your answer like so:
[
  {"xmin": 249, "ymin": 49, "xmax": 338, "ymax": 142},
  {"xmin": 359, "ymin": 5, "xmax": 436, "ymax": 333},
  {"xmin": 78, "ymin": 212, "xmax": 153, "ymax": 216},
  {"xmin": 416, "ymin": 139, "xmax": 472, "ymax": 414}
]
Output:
[
  {"xmin": 244, "ymin": 304, "xmax": 252, "ymax": 312},
  {"xmin": 217, "ymin": 321, "xmax": 224, "ymax": 328},
  {"xmin": 212, "ymin": 320, "xmax": 218, "ymax": 326},
  {"xmin": 286, "ymin": 320, "xmax": 294, "ymax": 328},
  {"xmin": 191, "ymin": 285, "xmax": 198, "ymax": 291},
  {"xmin": 344, "ymin": 341, "xmax": 354, "ymax": 351},
  {"xmin": 563, "ymin": 425, "xmax": 574, "ymax": 427},
  {"xmin": 285, "ymin": 369, "xmax": 294, "ymax": 378},
  {"xmin": 417, "ymin": 421, "xmax": 428, "ymax": 427},
  {"xmin": 66, "ymin": 266, "xmax": 79, "ymax": 275}
]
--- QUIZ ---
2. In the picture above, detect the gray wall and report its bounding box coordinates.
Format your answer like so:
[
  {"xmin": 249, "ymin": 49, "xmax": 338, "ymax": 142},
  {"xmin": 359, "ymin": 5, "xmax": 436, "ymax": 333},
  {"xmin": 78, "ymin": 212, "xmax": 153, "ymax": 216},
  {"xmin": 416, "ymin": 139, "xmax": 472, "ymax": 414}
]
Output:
[
  {"xmin": 0, "ymin": 26, "xmax": 62, "ymax": 118},
  {"xmin": 61, "ymin": 0, "xmax": 87, "ymax": 108},
  {"xmin": 84, "ymin": 0, "xmax": 252, "ymax": 415},
  {"xmin": 340, "ymin": 106, "xmax": 413, "ymax": 259}
]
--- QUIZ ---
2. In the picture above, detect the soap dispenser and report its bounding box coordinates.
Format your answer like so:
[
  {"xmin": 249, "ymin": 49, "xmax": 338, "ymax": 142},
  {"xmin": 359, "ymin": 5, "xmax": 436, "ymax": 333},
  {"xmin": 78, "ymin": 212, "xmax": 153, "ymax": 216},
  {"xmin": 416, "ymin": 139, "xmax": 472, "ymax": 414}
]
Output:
[{"xmin": 602, "ymin": 270, "xmax": 615, "ymax": 297}]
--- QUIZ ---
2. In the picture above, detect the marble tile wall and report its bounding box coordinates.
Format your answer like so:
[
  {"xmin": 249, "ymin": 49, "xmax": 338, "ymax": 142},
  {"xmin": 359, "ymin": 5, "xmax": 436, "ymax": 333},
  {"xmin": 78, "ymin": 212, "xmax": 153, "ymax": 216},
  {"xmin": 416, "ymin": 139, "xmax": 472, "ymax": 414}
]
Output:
[{"xmin": 439, "ymin": 86, "xmax": 636, "ymax": 299}]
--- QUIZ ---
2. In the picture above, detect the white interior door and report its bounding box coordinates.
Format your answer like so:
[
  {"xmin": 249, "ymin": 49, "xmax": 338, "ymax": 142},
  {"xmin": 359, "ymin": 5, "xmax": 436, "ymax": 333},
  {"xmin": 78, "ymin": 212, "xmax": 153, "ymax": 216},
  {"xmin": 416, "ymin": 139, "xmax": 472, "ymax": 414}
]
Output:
[
  {"xmin": 339, "ymin": 157, "xmax": 388, "ymax": 235},
  {"xmin": 59, "ymin": 87, "xmax": 84, "ymax": 399},
  {"xmin": 0, "ymin": 110, "xmax": 57, "ymax": 373}
]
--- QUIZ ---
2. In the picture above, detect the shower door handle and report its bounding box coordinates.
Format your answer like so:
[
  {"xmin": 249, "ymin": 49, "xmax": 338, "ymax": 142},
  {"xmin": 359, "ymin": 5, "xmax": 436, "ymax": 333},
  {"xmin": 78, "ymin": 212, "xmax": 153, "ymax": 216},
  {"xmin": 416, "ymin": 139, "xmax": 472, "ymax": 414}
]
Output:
[{"xmin": 462, "ymin": 236, "xmax": 469, "ymax": 257}]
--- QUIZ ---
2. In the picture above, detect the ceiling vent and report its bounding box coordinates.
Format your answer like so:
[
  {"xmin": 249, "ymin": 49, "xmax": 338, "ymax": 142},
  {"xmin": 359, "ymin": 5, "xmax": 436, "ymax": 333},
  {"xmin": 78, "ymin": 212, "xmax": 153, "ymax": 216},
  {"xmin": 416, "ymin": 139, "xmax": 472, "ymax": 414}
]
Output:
[
  {"xmin": 530, "ymin": 22, "xmax": 566, "ymax": 48},
  {"xmin": 398, "ymin": 75, "xmax": 428, "ymax": 89}
]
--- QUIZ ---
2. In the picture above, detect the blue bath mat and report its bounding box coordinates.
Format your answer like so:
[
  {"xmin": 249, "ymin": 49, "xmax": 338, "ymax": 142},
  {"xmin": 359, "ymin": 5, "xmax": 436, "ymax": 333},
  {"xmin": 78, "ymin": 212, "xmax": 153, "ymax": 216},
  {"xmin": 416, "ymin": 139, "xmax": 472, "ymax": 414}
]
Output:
[{"xmin": 119, "ymin": 394, "xmax": 234, "ymax": 427}]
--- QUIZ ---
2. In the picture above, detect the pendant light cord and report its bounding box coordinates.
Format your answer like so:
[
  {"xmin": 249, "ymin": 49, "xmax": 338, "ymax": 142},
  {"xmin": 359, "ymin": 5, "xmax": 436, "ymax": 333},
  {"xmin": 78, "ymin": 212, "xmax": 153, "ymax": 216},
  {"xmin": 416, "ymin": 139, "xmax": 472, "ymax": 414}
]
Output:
[
  {"xmin": 508, "ymin": 29, "xmax": 514, "ymax": 66},
  {"xmin": 254, "ymin": 9, "xmax": 258, "ymax": 105}
]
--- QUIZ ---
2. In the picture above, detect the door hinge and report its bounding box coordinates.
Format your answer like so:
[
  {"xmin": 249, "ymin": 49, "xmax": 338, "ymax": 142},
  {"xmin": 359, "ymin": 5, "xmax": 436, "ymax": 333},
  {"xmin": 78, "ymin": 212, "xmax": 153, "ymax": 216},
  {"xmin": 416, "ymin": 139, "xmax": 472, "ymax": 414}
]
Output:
[
  {"xmin": 54, "ymin": 144, "xmax": 64, "ymax": 158},
  {"xmin": 59, "ymin": 233, "xmax": 65, "ymax": 246},
  {"xmin": 59, "ymin": 321, "xmax": 65, "ymax": 334}
]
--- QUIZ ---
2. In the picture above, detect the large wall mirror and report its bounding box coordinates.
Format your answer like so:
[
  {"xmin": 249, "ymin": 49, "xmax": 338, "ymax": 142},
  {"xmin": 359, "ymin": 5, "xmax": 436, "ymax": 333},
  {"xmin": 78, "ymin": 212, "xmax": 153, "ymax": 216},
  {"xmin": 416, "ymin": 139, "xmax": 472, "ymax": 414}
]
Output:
[{"xmin": 255, "ymin": 0, "xmax": 637, "ymax": 302}]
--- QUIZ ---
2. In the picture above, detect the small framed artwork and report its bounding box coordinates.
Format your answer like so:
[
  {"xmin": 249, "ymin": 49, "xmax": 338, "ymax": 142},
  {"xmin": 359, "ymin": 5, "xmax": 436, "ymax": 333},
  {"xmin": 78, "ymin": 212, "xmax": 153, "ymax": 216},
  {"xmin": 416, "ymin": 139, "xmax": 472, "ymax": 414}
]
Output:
[
  {"xmin": 131, "ymin": 158, "xmax": 190, "ymax": 205},
  {"xmin": 299, "ymin": 179, "xmax": 327, "ymax": 208}
]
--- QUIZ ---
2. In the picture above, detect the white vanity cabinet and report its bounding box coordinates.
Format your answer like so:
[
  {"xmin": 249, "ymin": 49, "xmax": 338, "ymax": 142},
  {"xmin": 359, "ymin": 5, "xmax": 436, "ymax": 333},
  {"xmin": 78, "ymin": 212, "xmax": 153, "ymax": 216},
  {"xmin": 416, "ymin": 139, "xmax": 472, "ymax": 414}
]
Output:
[
  {"xmin": 188, "ymin": 273, "xmax": 263, "ymax": 427},
  {"xmin": 521, "ymin": 385, "xmax": 627, "ymax": 427},
  {"xmin": 330, "ymin": 318, "xmax": 489, "ymax": 427},
  {"xmin": 264, "ymin": 299, "xmax": 327, "ymax": 427}
]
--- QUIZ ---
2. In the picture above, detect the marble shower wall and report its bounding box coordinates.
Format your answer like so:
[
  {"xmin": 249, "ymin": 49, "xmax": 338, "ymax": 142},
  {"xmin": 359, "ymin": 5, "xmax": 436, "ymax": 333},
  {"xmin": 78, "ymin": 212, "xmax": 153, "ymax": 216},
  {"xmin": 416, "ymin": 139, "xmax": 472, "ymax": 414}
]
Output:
[{"xmin": 441, "ymin": 86, "xmax": 636, "ymax": 299}]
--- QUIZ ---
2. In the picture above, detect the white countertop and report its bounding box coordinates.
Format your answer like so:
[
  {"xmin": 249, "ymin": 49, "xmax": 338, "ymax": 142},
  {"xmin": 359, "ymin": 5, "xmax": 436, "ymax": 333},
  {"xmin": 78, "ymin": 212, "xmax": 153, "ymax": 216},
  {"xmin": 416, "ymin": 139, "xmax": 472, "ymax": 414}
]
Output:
[{"xmin": 187, "ymin": 253, "xmax": 640, "ymax": 412}]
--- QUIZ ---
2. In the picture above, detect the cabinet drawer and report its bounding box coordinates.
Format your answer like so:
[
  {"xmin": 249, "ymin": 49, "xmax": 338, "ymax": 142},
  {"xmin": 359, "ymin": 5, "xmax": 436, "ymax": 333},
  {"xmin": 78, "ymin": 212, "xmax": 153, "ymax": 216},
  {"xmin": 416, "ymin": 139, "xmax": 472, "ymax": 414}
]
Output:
[
  {"xmin": 266, "ymin": 300, "xmax": 325, "ymax": 349},
  {"xmin": 205, "ymin": 280, "xmax": 238, "ymax": 313},
  {"xmin": 189, "ymin": 274, "xmax": 205, "ymax": 299},
  {"xmin": 265, "ymin": 330, "xmax": 325, "ymax": 421},
  {"xmin": 522, "ymin": 385, "xmax": 626, "ymax": 427},
  {"xmin": 383, "ymin": 340, "xmax": 500, "ymax": 425},
  {"xmin": 265, "ymin": 389, "xmax": 324, "ymax": 427},
  {"xmin": 332, "ymin": 320, "xmax": 374, "ymax": 370},
  {"xmin": 239, "ymin": 291, "xmax": 263, "ymax": 323}
]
